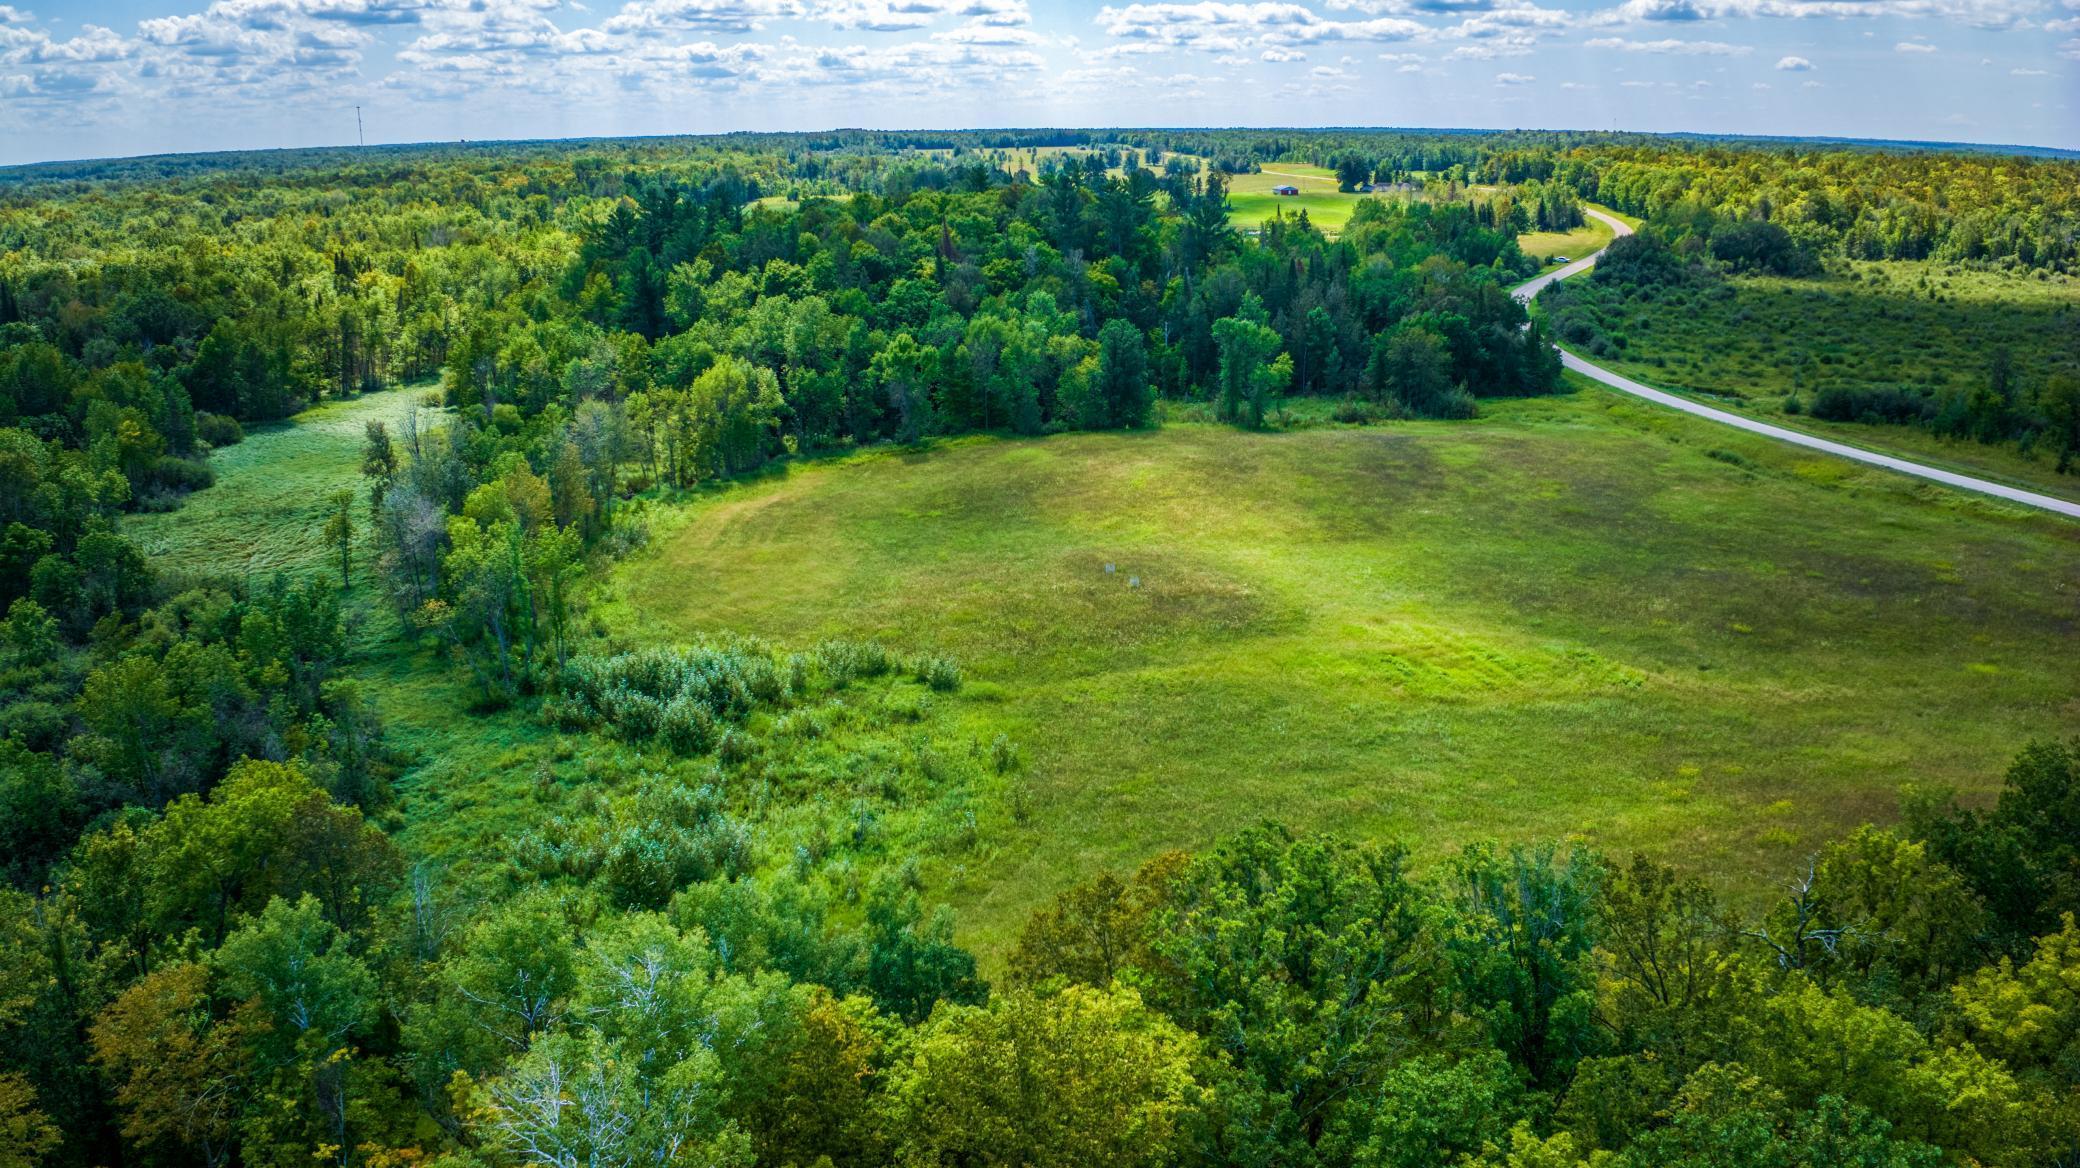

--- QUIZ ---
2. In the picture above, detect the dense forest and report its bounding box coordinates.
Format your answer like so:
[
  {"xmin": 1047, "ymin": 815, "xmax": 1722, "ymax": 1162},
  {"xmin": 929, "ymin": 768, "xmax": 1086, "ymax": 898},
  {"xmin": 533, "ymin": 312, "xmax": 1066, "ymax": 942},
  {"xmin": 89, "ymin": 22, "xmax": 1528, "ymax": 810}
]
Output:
[{"xmin": 3, "ymin": 129, "xmax": 2080, "ymax": 1168}]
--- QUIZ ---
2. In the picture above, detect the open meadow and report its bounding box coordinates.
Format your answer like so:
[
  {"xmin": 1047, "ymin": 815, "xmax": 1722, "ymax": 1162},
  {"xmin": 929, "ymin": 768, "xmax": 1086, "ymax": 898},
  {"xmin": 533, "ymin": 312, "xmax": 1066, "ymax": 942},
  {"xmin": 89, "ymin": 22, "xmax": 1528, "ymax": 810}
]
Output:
[
  {"xmin": 1225, "ymin": 162, "xmax": 1398, "ymax": 233},
  {"xmin": 607, "ymin": 387, "xmax": 2080, "ymax": 950},
  {"xmin": 1518, "ymin": 212, "xmax": 1619, "ymax": 267},
  {"xmin": 127, "ymin": 384, "xmax": 432, "ymax": 580}
]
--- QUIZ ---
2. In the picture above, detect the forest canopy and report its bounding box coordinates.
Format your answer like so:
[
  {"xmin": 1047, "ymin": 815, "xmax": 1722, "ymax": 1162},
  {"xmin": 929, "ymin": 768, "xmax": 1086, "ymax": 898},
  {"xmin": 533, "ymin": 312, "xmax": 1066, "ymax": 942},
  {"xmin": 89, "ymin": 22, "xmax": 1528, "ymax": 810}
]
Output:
[{"xmin": 2, "ymin": 127, "xmax": 2078, "ymax": 1168}]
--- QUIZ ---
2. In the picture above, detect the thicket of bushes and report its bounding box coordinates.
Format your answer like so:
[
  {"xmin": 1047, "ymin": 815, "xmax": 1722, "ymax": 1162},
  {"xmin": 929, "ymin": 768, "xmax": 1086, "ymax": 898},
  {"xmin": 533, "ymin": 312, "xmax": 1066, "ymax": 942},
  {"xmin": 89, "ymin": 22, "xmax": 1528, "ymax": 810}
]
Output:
[{"xmin": 548, "ymin": 637, "xmax": 962, "ymax": 754}]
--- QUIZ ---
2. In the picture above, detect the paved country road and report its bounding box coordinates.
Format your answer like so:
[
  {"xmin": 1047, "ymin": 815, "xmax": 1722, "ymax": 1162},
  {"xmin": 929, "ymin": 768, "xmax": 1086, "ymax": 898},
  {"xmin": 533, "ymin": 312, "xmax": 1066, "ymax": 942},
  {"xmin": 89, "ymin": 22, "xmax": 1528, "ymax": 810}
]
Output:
[{"xmin": 1514, "ymin": 207, "xmax": 2080, "ymax": 520}]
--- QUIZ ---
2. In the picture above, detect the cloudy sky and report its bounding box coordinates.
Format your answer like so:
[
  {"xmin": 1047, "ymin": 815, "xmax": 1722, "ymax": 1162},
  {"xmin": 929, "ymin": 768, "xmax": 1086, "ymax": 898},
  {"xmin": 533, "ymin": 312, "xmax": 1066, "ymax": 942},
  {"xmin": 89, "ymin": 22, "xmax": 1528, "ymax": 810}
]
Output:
[{"xmin": 0, "ymin": 0, "xmax": 2073, "ymax": 165}]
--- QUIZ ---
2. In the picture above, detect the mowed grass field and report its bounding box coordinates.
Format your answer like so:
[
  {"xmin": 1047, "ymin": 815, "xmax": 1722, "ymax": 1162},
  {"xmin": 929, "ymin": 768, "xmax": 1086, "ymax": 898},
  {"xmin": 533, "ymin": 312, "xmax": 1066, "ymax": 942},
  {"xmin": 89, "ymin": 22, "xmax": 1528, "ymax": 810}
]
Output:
[
  {"xmin": 1519, "ymin": 215, "xmax": 1616, "ymax": 266},
  {"xmin": 1227, "ymin": 164, "xmax": 1396, "ymax": 234},
  {"xmin": 608, "ymin": 390, "xmax": 2080, "ymax": 952},
  {"xmin": 128, "ymin": 384, "xmax": 433, "ymax": 580}
]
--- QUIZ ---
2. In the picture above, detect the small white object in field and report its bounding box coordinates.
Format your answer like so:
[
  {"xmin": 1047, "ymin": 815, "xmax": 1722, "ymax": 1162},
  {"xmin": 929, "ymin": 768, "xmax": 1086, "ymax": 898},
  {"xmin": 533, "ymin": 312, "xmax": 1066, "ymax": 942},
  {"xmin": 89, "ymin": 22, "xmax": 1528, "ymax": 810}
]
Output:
[
  {"xmin": 1104, "ymin": 562, "xmax": 1115, "ymax": 573},
  {"xmin": 1128, "ymin": 576, "xmax": 1140, "ymax": 588}
]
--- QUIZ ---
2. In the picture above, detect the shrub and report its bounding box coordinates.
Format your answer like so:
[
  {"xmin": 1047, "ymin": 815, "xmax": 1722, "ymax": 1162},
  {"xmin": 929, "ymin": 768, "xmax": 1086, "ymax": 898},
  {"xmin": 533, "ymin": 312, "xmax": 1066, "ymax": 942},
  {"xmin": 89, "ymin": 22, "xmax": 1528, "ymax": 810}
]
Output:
[
  {"xmin": 560, "ymin": 636, "xmax": 952, "ymax": 752},
  {"xmin": 989, "ymin": 733, "xmax": 1021, "ymax": 776},
  {"xmin": 912, "ymin": 653, "xmax": 962, "ymax": 692},
  {"xmin": 1431, "ymin": 389, "xmax": 1479, "ymax": 421},
  {"xmin": 1331, "ymin": 396, "xmax": 1389, "ymax": 424},
  {"xmin": 149, "ymin": 456, "xmax": 215, "ymax": 493},
  {"xmin": 560, "ymin": 641, "xmax": 799, "ymax": 750},
  {"xmin": 717, "ymin": 727, "xmax": 758, "ymax": 767},
  {"xmin": 604, "ymin": 516, "xmax": 650, "ymax": 557},
  {"xmin": 607, "ymin": 687, "xmax": 666, "ymax": 740},
  {"xmin": 514, "ymin": 776, "xmax": 753, "ymax": 908},
  {"xmin": 660, "ymin": 695, "xmax": 717, "ymax": 755},
  {"xmin": 601, "ymin": 813, "xmax": 753, "ymax": 908},
  {"xmin": 1810, "ymin": 385, "xmax": 1930, "ymax": 426},
  {"xmin": 195, "ymin": 411, "xmax": 244, "ymax": 447},
  {"xmin": 817, "ymin": 639, "xmax": 892, "ymax": 687}
]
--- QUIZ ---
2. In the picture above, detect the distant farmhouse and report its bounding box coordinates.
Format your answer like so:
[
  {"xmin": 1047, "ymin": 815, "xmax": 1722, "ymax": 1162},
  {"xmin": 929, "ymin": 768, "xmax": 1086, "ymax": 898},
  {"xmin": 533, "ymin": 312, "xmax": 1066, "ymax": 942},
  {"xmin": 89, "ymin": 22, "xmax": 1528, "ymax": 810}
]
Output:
[{"xmin": 1271, "ymin": 184, "xmax": 1300, "ymax": 196}]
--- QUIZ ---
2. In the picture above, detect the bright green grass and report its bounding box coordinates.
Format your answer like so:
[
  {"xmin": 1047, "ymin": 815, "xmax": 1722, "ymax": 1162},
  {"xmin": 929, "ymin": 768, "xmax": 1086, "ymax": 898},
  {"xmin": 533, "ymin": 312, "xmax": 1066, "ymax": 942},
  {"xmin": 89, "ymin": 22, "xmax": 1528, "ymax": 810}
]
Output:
[
  {"xmin": 127, "ymin": 384, "xmax": 434, "ymax": 580},
  {"xmin": 606, "ymin": 392, "xmax": 2080, "ymax": 955},
  {"xmin": 1225, "ymin": 165, "xmax": 1397, "ymax": 234},
  {"xmin": 119, "ymin": 383, "xmax": 1006, "ymax": 923},
  {"xmin": 1541, "ymin": 261, "xmax": 2080, "ymax": 497},
  {"xmin": 749, "ymin": 192, "xmax": 853, "ymax": 213},
  {"xmin": 1519, "ymin": 216, "xmax": 1614, "ymax": 264}
]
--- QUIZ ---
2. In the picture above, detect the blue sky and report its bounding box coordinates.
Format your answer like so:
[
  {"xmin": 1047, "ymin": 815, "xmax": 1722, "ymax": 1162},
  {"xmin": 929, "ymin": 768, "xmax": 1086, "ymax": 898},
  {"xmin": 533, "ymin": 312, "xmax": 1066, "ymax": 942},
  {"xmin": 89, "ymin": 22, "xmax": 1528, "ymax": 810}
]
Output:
[{"xmin": 0, "ymin": 0, "xmax": 2073, "ymax": 165}]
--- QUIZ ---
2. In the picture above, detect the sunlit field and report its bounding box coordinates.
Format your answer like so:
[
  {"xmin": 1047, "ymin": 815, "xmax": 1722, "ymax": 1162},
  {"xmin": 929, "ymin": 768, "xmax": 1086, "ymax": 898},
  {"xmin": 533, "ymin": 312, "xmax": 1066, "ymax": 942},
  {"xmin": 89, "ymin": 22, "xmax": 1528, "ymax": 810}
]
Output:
[{"xmin": 608, "ymin": 388, "xmax": 2080, "ymax": 948}]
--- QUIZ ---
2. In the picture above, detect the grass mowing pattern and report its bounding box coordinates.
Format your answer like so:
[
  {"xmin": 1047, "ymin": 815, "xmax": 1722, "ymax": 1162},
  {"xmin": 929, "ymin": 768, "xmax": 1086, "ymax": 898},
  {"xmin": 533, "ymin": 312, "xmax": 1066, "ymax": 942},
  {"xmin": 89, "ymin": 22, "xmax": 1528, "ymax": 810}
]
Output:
[{"xmin": 610, "ymin": 393, "xmax": 2080, "ymax": 953}]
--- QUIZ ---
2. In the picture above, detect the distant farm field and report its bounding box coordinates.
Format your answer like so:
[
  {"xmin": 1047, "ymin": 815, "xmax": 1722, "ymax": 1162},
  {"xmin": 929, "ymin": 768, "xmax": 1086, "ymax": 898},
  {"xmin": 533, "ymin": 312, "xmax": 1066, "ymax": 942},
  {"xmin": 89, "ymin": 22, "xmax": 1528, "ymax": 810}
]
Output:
[
  {"xmin": 607, "ymin": 391, "xmax": 2080, "ymax": 950},
  {"xmin": 1226, "ymin": 163, "xmax": 1398, "ymax": 234}
]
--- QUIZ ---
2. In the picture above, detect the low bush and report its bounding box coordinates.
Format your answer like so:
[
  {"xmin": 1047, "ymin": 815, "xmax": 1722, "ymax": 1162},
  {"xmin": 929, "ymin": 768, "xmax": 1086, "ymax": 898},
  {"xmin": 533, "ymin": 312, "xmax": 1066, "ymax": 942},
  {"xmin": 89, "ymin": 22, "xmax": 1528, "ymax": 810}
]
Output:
[
  {"xmin": 910, "ymin": 653, "xmax": 962, "ymax": 692},
  {"xmin": 556, "ymin": 636, "xmax": 961, "ymax": 754},
  {"xmin": 511, "ymin": 776, "xmax": 753, "ymax": 909},
  {"xmin": 1810, "ymin": 385, "xmax": 1932, "ymax": 426},
  {"xmin": 817, "ymin": 639, "xmax": 893, "ymax": 687},
  {"xmin": 195, "ymin": 411, "xmax": 244, "ymax": 447},
  {"xmin": 557, "ymin": 640, "xmax": 792, "ymax": 749},
  {"xmin": 149, "ymin": 455, "xmax": 215, "ymax": 493}
]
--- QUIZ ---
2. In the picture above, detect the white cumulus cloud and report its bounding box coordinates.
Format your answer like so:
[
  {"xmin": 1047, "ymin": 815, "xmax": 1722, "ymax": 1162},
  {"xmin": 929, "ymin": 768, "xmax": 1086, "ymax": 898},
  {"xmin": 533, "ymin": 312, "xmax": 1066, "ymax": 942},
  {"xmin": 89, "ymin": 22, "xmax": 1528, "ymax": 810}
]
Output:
[{"xmin": 1584, "ymin": 35, "xmax": 1750, "ymax": 53}]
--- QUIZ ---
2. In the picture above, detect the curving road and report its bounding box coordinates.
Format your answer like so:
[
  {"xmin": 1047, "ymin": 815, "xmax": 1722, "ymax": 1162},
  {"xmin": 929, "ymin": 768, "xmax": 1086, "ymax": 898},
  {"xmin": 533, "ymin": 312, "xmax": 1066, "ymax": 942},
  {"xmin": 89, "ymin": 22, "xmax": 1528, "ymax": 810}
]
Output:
[{"xmin": 1514, "ymin": 208, "xmax": 2080, "ymax": 520}]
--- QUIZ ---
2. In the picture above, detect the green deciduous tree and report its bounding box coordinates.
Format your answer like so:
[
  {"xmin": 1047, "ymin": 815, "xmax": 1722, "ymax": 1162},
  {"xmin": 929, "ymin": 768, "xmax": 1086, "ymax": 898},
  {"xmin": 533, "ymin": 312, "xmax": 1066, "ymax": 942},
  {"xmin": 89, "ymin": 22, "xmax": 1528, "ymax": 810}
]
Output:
[
  {"xmin": 1447, "ymin": 843, "xmax": 1603, "ymax": 1089},
  {"xmin": 142, "ymin": 759, "xmax": 400, "ymax": 946},
  {"xmin": 1141, "ymin": 825, "xmax": 1442, "ymax": 1162},
  {"xmin": 213, "ymin": 894, "xmax": 380, "ymax": 1167},
  {"xmin": 884, "ymin": 984, "xmax": 1201, "ymax": 1168},
  {"xmin": 478, "ymin": 1030, "xmax": 753, "ymax": 1168},
  {"xmin": 1212, "ymin": 295, "xmax": 1289, "ymax": 429}
]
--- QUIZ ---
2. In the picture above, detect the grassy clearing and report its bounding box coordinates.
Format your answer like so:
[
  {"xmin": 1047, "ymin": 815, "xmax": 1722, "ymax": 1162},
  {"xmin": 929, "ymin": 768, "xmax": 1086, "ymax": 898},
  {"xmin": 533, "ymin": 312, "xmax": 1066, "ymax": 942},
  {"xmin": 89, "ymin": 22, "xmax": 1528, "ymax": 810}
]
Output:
[
  {"xmin": 127, "ymin": 384, "xmax": 434, "ymax": 581},
  {"xmin": 911, "ymin": 144, "xmax": 1159, "ymax": 182},
  {"xmin": 1519, "ymin": 216, "xmax": 1614, "ymax": 265},
  {"xmin": 984, "ymin": 145, "xmax": 1134, "ymax": 176},
  {"xmin": 749, "ymin": 192, "xmax": 853, "ymax": 212},
  {"xmin": 1542, "ymin": 260, "xmax": 2080, "ymax": 496},
  {"xmin": 606, "ymin": 393, "xmax": 2080, "ymax": 955},
  {"xmin": 1226, "ymin": 164, "xmax": 1398, "ymax": 234}
]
